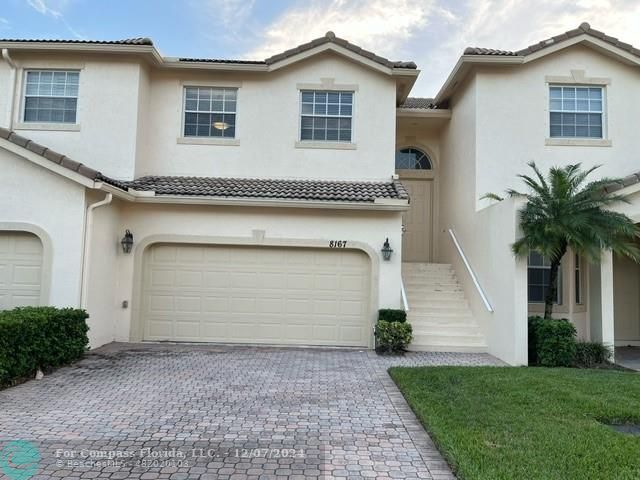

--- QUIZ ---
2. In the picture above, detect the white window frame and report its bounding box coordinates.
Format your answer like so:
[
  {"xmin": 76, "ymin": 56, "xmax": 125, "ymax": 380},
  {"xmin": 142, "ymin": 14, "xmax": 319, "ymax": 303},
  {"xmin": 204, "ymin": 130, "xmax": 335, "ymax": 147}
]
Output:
[
  {"xmin": 21, "ymin": 69, "xmax": 80, "ymax": 127},
  {"xmin": 298, "ymin": 89, "xmax": 355, "ymax": 145},
  {"xmin": 181, "ymin": 86, "xmax": 238, "ymax": 141},
  {"xmin": 575, "ymin": 254, "xmax": 582, "ymax": 305},
  {"xmin": 548, "ymin": 84, "xmax": 606, "ymax": 140}
]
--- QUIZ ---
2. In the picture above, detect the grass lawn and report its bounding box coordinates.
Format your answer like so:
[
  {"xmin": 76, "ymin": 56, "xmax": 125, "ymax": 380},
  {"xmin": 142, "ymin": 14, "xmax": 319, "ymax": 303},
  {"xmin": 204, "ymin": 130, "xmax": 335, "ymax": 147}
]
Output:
[{"xmin": 389, "ymin": 366, "xmax": 640, "ymax": 480}]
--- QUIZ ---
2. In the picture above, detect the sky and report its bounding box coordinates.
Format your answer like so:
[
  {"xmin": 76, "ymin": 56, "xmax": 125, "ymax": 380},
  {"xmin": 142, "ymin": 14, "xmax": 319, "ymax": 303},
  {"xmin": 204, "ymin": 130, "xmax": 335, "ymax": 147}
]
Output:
[{"xmin": 2, "ymin": 0, "xmax": 640, "ymax": 96}]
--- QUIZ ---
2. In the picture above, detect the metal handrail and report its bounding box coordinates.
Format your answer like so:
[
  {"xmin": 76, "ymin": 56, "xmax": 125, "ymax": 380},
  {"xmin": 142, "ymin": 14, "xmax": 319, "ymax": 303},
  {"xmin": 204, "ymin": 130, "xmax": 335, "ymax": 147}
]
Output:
[
  {"xmin": 448, "ymin": 228, "xmax": 494, "ymax": 313},
  {"xmin": 400, "ymin": 279, "xmax": 410, "ymax": 312}
]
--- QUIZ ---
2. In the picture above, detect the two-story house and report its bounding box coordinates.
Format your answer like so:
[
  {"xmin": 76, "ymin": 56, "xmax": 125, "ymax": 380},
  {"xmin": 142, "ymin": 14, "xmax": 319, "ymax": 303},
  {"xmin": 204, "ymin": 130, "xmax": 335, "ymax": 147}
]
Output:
[{"xmin": 0, "ymin": 23, "xmax": 638, "ymax": 365}]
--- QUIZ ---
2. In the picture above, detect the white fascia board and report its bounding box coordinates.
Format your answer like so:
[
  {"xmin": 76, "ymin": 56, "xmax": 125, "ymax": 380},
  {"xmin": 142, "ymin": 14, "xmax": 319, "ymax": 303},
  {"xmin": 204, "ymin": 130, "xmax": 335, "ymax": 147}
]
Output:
[
  {"xmin": 0, "ymin": 139, "xmax": 95, "ymax": 188},
  {"xmin": 267, "ymin": 44, "xmax": 394, "ymax": 75},
  {"xmin": 99, "ymin": 187, "xmax": 409, "ymax": 211}
]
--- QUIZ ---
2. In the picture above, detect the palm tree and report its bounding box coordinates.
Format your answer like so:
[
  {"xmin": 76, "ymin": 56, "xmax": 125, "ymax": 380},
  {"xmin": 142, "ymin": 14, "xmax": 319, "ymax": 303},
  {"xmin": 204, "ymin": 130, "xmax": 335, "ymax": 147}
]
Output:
[{"xmin": 485, "ymin": 162, "xmax": 640, "ymax": 319}]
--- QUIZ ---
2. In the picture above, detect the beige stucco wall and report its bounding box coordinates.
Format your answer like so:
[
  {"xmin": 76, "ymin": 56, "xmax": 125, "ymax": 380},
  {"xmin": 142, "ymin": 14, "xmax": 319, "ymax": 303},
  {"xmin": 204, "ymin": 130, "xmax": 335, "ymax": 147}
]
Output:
[
  {"xmin": 136, "ymin": 52, "xmax": 397, "ymax": 181},
  {"xmin": 84, "ymin": 193, "xmax": 122, "ymax": 348},
  {"xmin": 475, "ymin": 45, "xmax": 640, "ymax": 209},
  {"xmin": 0, "ymin": 54, "xmax": 145, "ymax": 180},
  {"xmin": 104, "ymin": 203, "xmax": 404, "ymax": 346},
  {"xmin": 0, "ymin": 149, "xmax": 85, "ymax": 307},
  {"xmin": 613, "ymin": 253, "xmax": 640, "ymax": 344},
  {"xmin": 435, "ymin": 76, "xmax": 529, "ymax": 365}
]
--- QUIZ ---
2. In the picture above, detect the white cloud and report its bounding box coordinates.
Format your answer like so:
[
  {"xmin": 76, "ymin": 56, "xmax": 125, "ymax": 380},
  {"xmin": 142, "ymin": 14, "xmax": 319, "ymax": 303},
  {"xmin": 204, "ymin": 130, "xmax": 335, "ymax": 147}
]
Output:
[
  {"xmin": 26, "ymin": 0, "xmax": 62, "ymax": 18},
  {"xmin": 25, "ymin": 0, "xmax": 83, "ymax": 39},
  {"xmin": 241, "ymin": 0, "xmax": 640, "ymax": 96},
  {"xmin": 245, "ymin": 0, "xmax": 437, "ymax": 60},
  {"xmin": 410, "ymin": 0, "xmax": 640, "ymax": 95},
  {"xmin": 195, "ymin": 0, "xmax": 257, "ymax": 41}
]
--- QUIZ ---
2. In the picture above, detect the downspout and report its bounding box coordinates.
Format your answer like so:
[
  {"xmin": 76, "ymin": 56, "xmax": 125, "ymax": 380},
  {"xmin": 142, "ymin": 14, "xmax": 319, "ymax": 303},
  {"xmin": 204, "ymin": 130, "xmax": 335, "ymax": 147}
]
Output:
[
  {"xmin": 80, "ymin": 193, "xmax": 113, "ymax": 309},
  {"xmin": 2, "ymin": 49, "xmax": 18, "ymax": 130}
]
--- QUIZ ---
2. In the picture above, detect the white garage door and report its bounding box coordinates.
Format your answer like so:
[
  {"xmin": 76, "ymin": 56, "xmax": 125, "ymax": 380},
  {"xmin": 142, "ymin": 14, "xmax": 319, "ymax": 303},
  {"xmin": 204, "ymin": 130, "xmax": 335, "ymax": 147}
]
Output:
[
  {"xmin": 0, "ymin": 232, "xmax": 43, "ymax": 309},
  {"xmin": 141, "ymin": 244, "xmax": 371, "ymax": 346}
]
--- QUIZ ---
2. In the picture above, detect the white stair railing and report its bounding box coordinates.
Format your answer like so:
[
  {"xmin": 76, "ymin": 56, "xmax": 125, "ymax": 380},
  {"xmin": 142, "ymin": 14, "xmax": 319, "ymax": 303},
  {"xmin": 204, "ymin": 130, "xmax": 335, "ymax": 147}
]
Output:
[
  {"xmin": 400, "ymin": 279, "xmax": 410, "ymax": 312},
  {"xmin": 448, "ymin": 228, "xmax": 494, "ymax": 313}
]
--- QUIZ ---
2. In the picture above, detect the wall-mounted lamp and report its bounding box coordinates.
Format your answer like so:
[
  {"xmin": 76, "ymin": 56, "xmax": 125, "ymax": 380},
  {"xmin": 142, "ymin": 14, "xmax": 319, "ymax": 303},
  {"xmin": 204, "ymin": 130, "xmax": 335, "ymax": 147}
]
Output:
[
  {"xmin": 121, "ymin": 229, "xmax": 134, "ymax": 254},
  {"xmin": 381, "ymin": 238, "xmax": 393, "ymax": 261}
]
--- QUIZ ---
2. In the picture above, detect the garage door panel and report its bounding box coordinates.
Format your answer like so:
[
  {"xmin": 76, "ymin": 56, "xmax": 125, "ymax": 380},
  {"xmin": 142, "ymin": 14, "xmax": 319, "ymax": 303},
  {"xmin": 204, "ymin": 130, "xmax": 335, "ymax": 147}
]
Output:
[
  {"xmin": 149, "ymin": 294, "xmax": 174, "ymax": 312},
  {"xmin": 230, "ymin": 272, "xmax": 257, "ymax": 288},
  {"xmin": 13, "ymin": 265, "xmax": 41, "ymax": 286},
  {"xmin": 151, "ymin": 245, "xmax": 178, "ymax": 262},
  {"xmin": 142, "ymin": 244, "xmax": 371, "ymax": 346},
  {"xmin": 175, "ymin": 270, "xmax": 203, "ymax": 288},
  {"xmin": 0, "ymin": 232, "xmax": 43, "ymax": 310},
  {"xmin": 175, "ymin": 296, "xmax": 201, "ymax": 313}
]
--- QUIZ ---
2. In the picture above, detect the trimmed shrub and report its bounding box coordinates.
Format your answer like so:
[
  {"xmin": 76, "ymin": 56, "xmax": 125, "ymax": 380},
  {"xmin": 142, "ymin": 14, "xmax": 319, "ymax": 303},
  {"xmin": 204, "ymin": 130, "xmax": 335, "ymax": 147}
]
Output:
[
  {"xmin": 375, "ymin": 320, "xmax": 413, "ymax": 354},
  {"xmin": 0, "ymin": 307, "xmax": 89, "ymax": 387},
  {"xmin": 378, "ymin": 309, "xmax": 407, "ymax": 323},
  {"xmin": 528, "ymin": 316, "xmax": 577, "ymax": 367},
  {"xmin": 574, "ymin": 341, "xmax": 612, "ymax": 368}
]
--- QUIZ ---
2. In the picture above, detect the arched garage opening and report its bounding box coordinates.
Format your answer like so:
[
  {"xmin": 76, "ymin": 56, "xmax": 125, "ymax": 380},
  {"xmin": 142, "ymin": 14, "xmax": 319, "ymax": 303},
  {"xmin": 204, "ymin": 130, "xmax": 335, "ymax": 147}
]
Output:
[
  {"xmin": 0, "ymin": 231, "xmax": 43, "ymax": 309},
  {"xmin": 137, "ymin": 242, "xmax": 373, "ymax": 347}
]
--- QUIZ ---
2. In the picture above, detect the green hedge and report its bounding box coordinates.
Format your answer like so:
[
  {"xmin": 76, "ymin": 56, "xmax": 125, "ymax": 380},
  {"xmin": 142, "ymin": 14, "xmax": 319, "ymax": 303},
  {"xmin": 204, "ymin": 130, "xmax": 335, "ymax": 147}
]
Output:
[
  {"xmin": 528, "ymin": 316, "xmax": 577, "ymax": 367},
  {"xmin": 574, "ymin": 341, "xmax": 612, "ymax": 368},
  {"xmin": 375, "ymin": 320, "xmax": 413, "ymax": 354},
  {"xmin": 0, "ymin": 307, "xmax": 89, "ymax": 387},
  {"xmin": 378, "ymin": 309, "xmax": 407, "ymax": 323}
]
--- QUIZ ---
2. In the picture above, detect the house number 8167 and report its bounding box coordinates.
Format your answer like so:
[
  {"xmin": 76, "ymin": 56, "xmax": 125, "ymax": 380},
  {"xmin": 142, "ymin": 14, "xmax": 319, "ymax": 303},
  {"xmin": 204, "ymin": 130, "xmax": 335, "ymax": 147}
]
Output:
[{"xmin": 329, "ymin": 240, "xmax": 348, "ymax": 248}]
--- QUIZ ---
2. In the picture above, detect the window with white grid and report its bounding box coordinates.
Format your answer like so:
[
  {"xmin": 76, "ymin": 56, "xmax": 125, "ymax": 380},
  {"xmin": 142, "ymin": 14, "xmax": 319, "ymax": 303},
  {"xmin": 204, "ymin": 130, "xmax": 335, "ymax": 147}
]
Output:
[
  {"xmin": 300, "ymin": 90, "xmax": 353, "ymax": 142},
  {"xmin": 549, "ymin": 86, "xmax": 603, "ymax": 138},
  {"xmin": 183, "ymin": 87, "xmax": 237, "ymax": 138},
  {"xmin": 23, "ymin": 70, "xmax": 79, "ymax": 123}
]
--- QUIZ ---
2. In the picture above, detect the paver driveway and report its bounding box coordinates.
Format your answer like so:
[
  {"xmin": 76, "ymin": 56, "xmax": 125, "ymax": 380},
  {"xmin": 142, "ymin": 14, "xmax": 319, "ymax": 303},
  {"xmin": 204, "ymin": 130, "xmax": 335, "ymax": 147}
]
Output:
[{"xmin": 0, "ymin": 343, "xmax": 503, "ymax": 479}]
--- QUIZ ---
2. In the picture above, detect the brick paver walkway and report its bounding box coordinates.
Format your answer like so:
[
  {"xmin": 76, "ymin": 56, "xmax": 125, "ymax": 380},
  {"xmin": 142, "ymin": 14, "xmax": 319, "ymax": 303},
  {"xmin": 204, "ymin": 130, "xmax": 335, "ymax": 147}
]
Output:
[{"xmin": 0, "ymin": 343, "xmax": 503, "ymax": 479}]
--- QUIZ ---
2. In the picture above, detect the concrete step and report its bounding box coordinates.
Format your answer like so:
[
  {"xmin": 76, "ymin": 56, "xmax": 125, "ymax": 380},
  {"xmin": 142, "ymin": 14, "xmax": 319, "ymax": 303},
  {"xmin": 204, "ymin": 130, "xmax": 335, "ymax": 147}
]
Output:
[
  {"xmin": 407, "ymin": 291, "xmax": 467, "ymax": 300},
  {"xmin": 403, "ymin": 262, "xmax": 453, "ymax": 270},
  {"xmin": 408, "ymin": 306, "xmax": 472, "ymax": 316},
  {"xmin": 406, "ymin": 298, "xmax": 470, "ymax": 309},
  {"xmin": 404, "ymin": 280, "xmax": 462, "ymax": 288},
  {"xmin": 402, "ymin": 261, "xmax": 487, "ymax": 354},
  {"xmin": 412, "ymin": 326, "xmax": 484, "ymax": 337}
]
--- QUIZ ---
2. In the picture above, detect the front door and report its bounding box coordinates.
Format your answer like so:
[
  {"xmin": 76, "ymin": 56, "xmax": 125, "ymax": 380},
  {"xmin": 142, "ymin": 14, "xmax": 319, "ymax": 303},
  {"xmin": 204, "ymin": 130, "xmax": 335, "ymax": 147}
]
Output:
[{"xmin": 399, "ymin": 176, "xmax": 434, "ymax": 262}]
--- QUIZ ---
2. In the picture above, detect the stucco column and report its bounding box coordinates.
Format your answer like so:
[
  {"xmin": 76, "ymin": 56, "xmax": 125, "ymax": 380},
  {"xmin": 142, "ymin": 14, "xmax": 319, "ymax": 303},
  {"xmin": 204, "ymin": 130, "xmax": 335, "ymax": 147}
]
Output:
[{"xmin": 600, "ymin": 250, "xmax": 615, "ymax": 348}]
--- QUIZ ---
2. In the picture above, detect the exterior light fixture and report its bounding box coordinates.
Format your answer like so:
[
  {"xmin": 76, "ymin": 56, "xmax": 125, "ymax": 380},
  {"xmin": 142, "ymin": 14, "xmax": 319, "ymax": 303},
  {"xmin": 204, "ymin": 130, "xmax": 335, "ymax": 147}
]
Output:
[
  {"xmin": 121, "ymin": 230, "xmax": 134, "ymax": 254},
  {"xmin": 212, "ymin": 121, "xmax": 229, "ymax": 130},
  {"xmin": 381, "ymin": 238, "xmax": 393, "ymax": 261}
]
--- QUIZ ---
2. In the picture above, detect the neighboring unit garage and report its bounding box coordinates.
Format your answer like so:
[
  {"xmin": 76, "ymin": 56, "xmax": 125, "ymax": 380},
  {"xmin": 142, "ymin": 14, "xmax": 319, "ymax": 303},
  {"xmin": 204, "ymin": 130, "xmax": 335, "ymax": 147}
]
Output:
[
  {"xmin": 0, "ymin": 231, "xmax": 43, "ymax": 309},
  {"xmin": 140, "ymin": 243, "xmax": 372, "ymax": 346}
]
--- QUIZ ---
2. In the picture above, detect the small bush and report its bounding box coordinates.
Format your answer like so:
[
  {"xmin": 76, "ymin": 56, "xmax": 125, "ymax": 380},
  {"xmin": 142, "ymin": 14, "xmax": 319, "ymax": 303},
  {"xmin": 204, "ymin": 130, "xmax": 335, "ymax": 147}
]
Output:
[
  {"xmin": 574, "ymin": 341, "xmax": 612, "ymax": 368},
  {"xmin": 528, "ymin": 316, "xmax": 577, "ymax": 367},
  {"xmin": 375, "ymin": 320, "xmax": 413, "ymax": 354},
  {"xmin": 378, "ymin": 309, "xmax": 407, "ymax": 323},
  {"xmin": 0, "ymin": 307, "xmax": 89, "ymax": 387}
]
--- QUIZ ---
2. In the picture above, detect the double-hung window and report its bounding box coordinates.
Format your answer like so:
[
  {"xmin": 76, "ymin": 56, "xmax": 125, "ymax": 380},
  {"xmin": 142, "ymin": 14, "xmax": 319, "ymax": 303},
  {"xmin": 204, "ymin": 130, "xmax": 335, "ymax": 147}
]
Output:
[
  {"xmin": 23, "ymin": 70, "xmax": 79, "ymax": 123},
  {"xmin": 528, "ymin": 251, "xmax": 562, "ymax": 304},
  {"xmin": 549, "ymin": 86, "xmax": 603, "ymax": 138},
  {"xmin": 300, "ymin": 90, "xmax": 353, "ymax": 142},
  {"xmin": 183, "ymin": 87, "xmax": 237, "ymax": 138}
]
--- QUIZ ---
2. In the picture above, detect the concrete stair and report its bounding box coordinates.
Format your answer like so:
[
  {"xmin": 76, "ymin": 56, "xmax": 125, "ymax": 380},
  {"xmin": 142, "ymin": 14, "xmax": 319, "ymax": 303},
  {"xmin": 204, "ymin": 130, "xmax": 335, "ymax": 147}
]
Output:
[{"xmin": 403, "ymin": 262, "xmax": 487, "ymax": 353}]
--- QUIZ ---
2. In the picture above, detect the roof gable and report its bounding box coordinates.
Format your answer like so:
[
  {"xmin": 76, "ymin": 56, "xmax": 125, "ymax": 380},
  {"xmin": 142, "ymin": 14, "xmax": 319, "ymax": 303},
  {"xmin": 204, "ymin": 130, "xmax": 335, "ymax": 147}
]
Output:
[
  {"xmin": 464, "ymin": 23, "xmax": 640, "ymax": 61},
  {"xmin": 436, "ymin": 22, "xmax": 640, "ymax": 104}
]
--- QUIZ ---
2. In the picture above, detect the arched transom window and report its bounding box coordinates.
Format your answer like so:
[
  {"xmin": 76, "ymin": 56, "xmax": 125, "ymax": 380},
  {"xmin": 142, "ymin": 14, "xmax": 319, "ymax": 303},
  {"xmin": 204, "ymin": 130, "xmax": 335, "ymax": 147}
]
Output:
[{"xmin": 395, "ymin": 148, "xmax": 432, "ymax": 170}]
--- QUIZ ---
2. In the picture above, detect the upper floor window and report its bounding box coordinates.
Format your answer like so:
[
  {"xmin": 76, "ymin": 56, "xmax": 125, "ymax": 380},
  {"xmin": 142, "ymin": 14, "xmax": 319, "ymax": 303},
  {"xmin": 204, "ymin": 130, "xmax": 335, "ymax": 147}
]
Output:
[
  {"xmin": 395, "ymin": 148, "xmax": 432, "ymax": 170},
  {"xmin": 23, "ymin": 70, "xmax": 79, "ymax": 124},
  {"xmin": 183, "ymin": 87, "xmax": 237, "ymax": 138},
  {"xmin": 300, "ymin": 90, "xmax": 353, "ymax": 142},
  {"xmin": 528, "ymin": 251, "xmax": 562, "ymax": 304},
  {"xmin": 549, "ymin": 86, "xmax": 603, "ymax": 139}
]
